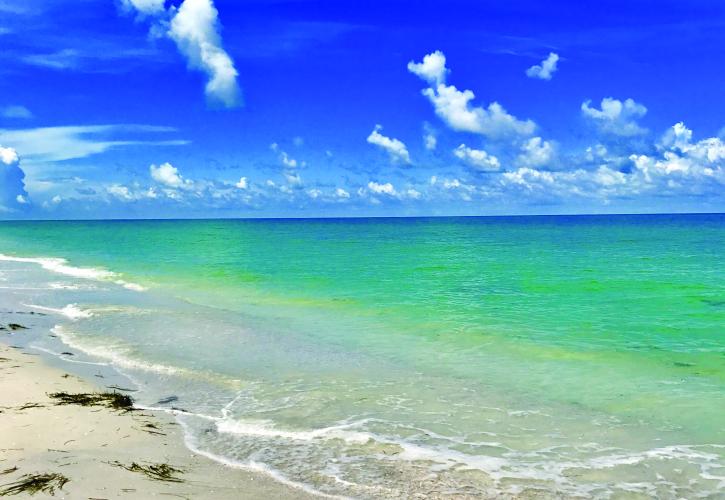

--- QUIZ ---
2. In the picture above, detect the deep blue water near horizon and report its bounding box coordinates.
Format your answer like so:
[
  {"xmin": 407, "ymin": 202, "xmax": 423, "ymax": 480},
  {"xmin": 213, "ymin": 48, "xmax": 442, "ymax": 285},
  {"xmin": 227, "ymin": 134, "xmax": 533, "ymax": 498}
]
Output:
[{"xmin": 0, "ymin": 213, "xmax": 723, "ymax": 498}]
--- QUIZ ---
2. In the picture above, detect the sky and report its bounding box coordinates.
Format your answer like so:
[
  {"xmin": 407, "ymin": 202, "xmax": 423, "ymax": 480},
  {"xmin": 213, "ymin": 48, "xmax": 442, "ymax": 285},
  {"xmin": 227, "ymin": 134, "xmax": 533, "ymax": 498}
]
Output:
[{"xmin": 1, "ymin": 0, "xmax": 724, "ymax": 219}]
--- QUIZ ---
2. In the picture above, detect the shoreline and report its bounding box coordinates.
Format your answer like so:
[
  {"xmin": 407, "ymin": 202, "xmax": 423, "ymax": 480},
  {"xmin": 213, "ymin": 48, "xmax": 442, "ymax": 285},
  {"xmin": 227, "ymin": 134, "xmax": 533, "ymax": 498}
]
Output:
[{"xmin": 0, "ymin": 330, "xmax": 319, "ymax": 499}]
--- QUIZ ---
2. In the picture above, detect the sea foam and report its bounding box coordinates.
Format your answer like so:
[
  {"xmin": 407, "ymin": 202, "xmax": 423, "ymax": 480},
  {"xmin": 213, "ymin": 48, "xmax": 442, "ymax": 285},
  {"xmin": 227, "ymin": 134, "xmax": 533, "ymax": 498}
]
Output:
[
  {"xmin": 24, "ymin": 303, "xmax": 93, "ymax": 320},
  {"xmin": 0, "ymin": 253, "xmax": 146, "ymax": 291}
]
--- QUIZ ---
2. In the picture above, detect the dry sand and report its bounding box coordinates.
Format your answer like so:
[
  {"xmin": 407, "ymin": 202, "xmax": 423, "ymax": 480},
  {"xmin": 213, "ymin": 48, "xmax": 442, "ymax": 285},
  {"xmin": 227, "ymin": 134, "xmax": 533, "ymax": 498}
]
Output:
[{"xmin": 0, "ymin": 342, "xmax": 318, "ymax": 499}]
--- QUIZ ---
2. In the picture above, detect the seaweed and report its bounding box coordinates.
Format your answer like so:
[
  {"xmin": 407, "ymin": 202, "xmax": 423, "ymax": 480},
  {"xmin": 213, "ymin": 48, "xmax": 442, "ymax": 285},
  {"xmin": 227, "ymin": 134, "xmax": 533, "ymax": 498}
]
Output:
[
  {"xmin": 109, "ymin": 461, "xmax": 184, "ymax": 482},
  {"xmin": 48, "ymin": 392, "xmax": 134, "ymax": 411},
  {"xmin": 17, "ymin": 403, "xmax": 44, "ymax": 411},
  {"xmin": 138, "ymin": 422, "xmax": 166, "ymax": 435},
  {"xmin": 7, "ymin": 324, "xmax": 28, "ymax": 331},
  {"xmin": 0, "ymin": 468, "xmax": 17, "ymax": 476},
  {"xmin": 0, "ymin": 473, "xmax": 69, "ymax": 496}
]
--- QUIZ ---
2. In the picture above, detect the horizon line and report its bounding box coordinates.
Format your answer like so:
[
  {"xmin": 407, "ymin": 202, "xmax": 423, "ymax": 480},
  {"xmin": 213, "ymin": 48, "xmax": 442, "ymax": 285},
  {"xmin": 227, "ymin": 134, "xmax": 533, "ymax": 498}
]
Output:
[{"xmin": 1, "ymin": 211, "xmax": 723, "ymax": 223}]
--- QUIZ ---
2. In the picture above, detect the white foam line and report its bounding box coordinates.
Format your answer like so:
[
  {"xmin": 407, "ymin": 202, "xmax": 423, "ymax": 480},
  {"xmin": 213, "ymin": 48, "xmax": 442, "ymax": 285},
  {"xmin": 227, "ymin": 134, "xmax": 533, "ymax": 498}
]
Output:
[
  {"xmin": 24, "ymin": 303, "xmax": 93, "ymax": 320},
  {"xmin": 0, "ymin": 253, "xmax": 146, "ymax": 291},
  {"xmin": 174, "ymin": 416, "xmax": 349, "ymax": 500},
  {"xmin": 29, "ymin": 344, "xmax": 111, "ymax": 367}
]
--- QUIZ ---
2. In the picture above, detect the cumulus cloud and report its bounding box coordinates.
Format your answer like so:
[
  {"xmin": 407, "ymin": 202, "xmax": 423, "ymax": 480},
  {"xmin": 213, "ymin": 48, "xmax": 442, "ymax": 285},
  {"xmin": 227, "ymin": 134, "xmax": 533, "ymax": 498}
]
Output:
[
  {"xmin": 517, "ymin": 137, "xmax": 555, "ymax": 167},
  {"xmin": 407, "ymin": 50, "xmax": 448, "ymax": 86},
  {"xmin": 150, "ymin": 162, "xmax": 192, "ymax": 189},
  {"xmin": 122, "ymin": 0, "xmax": 240, "ymax": 107},
  {"xmin": 526, "ymin": 52, "xmax": 559, "ymax": 80},
  {"xmin": 367, "ymin": 181, "xmax": 397, "ymax": 196},
  {"xmin": 235, "ymin": 176, "xmax": 248, "ymax": 189},
  {"xmin": 498, "ymin": 122, "xmax": 725, "ymax": 202},
  {"xmin": 581, "ymin": 97, "xmax": 647, "ymax": 136},
  {"xmin": 367, "ymin": 125, "xmax": 411, "ymax": 164},
  {"xmin": 168, "ymin": 0, "xmax": 240, "ymax": 107},
  {"xmin": 280, "ymin": 151, "xmax": 298, "ymax": 168},
  {"xmin": 0, "ymin": 145, "xmax": 29, "ymax": 210},
  {"xmin": 453, "ymin": 144, "xmax": 500, "ymax": 171},
  {"xmin": 629, "ymin": 123, "xmax": 725, "ymax": 186},
  {"xmin": 410, "ymin": 51, "xmax": 536, "ymax": 139}
]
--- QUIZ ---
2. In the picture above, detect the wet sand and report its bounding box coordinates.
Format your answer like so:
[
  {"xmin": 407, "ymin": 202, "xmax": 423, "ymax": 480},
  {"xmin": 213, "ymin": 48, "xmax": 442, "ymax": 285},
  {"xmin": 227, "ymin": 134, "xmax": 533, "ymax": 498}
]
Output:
[{"xmin": 0, "ymin": 340, "xmax": 318, "ymax": 499}]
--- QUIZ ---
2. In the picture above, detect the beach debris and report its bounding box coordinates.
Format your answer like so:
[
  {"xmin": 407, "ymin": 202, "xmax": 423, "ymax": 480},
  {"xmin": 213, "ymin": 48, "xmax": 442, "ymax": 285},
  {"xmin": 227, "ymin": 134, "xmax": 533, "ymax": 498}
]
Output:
[
  {"xmin": 0, "ymin": 472, "xmax": 69, "ymax": 496},
  {"xmin": 7, "ymin": 324, "xmax": 28, "ymax": 331},
  {"xmin": 48, "ymin": 392, "xmax": 134, "ymax": 411},
  {"xmin": 60, "ymin": 352, "xmax": 74, "ymax": 356},
  {"xmin": 108, "ymin": 461, "xmax": 184, "ymax": 482},
  {"xmin": 0, "ymin": 468, "xmax": 17, "ymax": 476},
  {"xmin": 106, "ymin": 385, "xmax": 137, "ymax": 392},
  {"xmin": 156, "ymin": 395, "xmax": 178, "ymax": 405}
]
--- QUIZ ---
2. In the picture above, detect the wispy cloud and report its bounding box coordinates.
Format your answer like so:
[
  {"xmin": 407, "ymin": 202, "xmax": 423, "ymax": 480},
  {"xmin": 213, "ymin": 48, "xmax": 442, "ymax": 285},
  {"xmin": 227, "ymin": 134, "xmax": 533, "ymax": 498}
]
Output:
[
  {"xmin": 1, "ymin": 105, "xmax": 33, "ymax": 119},
  {"xmin": 0, "ymin": 125, "xmax": 188, "ymax": 163}
]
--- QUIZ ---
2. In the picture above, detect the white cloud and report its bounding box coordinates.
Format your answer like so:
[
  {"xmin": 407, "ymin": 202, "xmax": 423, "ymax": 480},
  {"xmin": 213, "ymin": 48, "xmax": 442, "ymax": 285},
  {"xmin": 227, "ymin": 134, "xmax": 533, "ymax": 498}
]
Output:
[
  {"xmin": 1, "ymin": 105, "xmax": 33, "ymax": 119},
  {"xmin": 453, "ymin": 144, "xmax": 500, "ymax": 171},
  {"xmin": 496, "ymin": 123, "xmax": 725, "ymax": 202},
  {"xmin": 150, "ymin": 162, "xmax": 192, "ymax": 189},
  {"xmin": 280, "ymin": 151, "xmax": 298, "ymax": 168},
  {"xmin": 0, "ymin": 125, "xmax": 187, "ymax": 163},
  {"xmin": 120, "ymin": 0, "xmax": 166, "ymax": 15},
  {"xmin": 122, "ymin": 0, "xmax": 240, "ymax": 107},
  {"xmin": 0, "ymin": 145, "xmax": 19, "ymax": 165},
  {"xmin": 284, "ymin": 170, "xmax": 302, "ymax": 185},
  {"xmin": 367, "ymin": 181, "xmax": 397, "ymax": 196},
  {"xmin": 407, "ymin": 50, "xmax": 448, "ymax": 86},
  {"xmin": 22, "ymin": 49, "xmax": 81, "ymax": 70},
  {"xmin": 405, "ymin": 188, "xmax": 421, "ymax": 199},
  {"xmin": 422, "ymin": 85, "xmax": 535, "ymax": 138},
  {"xmin": 526, "ymin": 52, "xmax": 559, "ymax": 80},
  {"xmin": 107, "ymin": 184, "xmax": 134, "ymax": 201},
  {"xmin": 335, "ymin": 188, "xmax": 350, "ymax": 199},
  {"xmin": 167, "ymin": 0, "xmax": 240, "ymax": 107},
  {"xmin": 581, "ymin": 97, "xmax": 647, "ymax": 136},
  {"xmin": 0, "ymin": 144, "xmax": 28, "ymax": 209},
  {"xmin": 517, "ymin": 137, "xmax": 555, "ymax": 167},
  {"xmin": 367, "ymin": 125, "xmax": 411, "ymax": 164},
  {"xmin": 235, "ymin": 176, "xmax": 248, "ymax": 189},
  {"xmin": 424, "ymin": 132, "xmax": 437, "ymax": 150},
  {"xmin": 410, "ymin": 51, "xmax": 536, "ymax": 139}
]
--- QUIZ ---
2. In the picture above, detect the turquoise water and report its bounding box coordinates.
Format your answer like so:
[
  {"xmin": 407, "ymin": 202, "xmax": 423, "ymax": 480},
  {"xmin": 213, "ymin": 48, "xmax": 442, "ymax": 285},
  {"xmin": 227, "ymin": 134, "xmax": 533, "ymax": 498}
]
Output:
[{"xmin": 0, "ymin": 215, "xmax": 723, "ymax": 498}]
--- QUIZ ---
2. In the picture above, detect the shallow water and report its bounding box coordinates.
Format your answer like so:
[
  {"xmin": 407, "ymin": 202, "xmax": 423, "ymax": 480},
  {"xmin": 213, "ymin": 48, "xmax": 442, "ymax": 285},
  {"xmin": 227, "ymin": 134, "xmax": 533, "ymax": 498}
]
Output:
[{"xmin": 0, "ymin": 215, "xmax": 723, "ymax": 498}]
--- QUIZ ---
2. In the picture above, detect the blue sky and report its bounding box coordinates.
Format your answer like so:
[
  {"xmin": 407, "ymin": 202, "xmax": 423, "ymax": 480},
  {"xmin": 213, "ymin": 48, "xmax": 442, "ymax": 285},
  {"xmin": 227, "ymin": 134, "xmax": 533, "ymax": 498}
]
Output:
[{"xmin": 1, "ymin": 0, "xmax": 724, "ymax": 219}]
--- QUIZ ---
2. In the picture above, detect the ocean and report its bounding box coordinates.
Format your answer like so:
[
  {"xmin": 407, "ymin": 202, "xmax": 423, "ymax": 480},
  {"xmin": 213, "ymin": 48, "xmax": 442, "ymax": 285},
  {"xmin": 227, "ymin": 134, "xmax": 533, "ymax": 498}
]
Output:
[{"xmin": 0, "ymin": 214, "xmax": 723, "ymax": 498}]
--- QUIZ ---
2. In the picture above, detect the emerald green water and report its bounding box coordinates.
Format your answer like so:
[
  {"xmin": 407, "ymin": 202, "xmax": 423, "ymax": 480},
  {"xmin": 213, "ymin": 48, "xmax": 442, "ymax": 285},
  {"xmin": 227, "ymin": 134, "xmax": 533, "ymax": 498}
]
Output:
[{"xmin": 0, "ymin": 215, "xmax": 723, "ymax": 498}]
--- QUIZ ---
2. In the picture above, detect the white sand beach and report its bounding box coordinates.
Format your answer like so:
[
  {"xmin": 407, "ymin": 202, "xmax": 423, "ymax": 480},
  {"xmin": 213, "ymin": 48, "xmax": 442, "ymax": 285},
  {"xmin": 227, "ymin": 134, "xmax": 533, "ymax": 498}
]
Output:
[{"xmin": 0, "ymin": 341, "xmax": 317, "ymax": 499}]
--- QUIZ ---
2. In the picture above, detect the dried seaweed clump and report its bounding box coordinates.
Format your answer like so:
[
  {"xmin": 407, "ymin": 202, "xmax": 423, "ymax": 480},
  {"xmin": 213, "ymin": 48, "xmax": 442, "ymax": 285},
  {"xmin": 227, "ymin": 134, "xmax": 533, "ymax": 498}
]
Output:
[
  {"xmin": 109, "ymin": 461, "xmax": 184, "ymax": 482},
  {"xmin": 48, "ymin": 392, "xmax": 134, "ymax": 411},
  {"xmin": 0, "ymin": 473, "xmax": 69, "ymax": 496}
]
